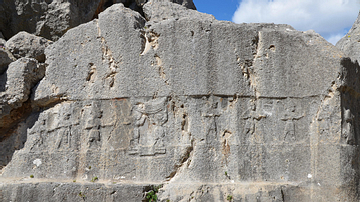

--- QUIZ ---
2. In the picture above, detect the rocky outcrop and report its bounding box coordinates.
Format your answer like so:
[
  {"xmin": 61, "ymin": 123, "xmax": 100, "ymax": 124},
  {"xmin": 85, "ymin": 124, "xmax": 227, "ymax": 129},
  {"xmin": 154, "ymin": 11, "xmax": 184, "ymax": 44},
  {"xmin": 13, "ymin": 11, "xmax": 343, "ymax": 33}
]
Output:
[
  {"xmin": 336, "ymin": 12, "xmax": 360, "ymax": 62},
  {"xmin": 0, "ymin": 0, "xmax": 196, "ymax": 41},
  {"xmin": 1, "ymin": 1, "xmax": 360, "ymax": 202},
  {"xmin": 6, "ymin": 32, "xmax": 53, "ymax": 63},
  {"xmin": 0, "ymin": 58, "xmax": 45, "ymax": 129},
  {"xmin": 0, "ymin": 48, "xmax": 15, "ymax": 74}
]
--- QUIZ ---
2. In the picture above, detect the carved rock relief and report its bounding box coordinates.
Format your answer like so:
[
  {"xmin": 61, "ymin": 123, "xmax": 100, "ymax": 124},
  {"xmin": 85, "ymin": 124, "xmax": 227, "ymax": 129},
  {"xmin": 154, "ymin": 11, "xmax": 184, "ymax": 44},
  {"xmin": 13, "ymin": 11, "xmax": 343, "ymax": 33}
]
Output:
[
  {"xmin": 239, "ymin": 98, "xmax": 312, "ymax": 144},
  {"xmin": 26, "ymin": 100, "xmax": 133, "ymax": 153},
  {"xmin": 128, "ymin": 97, "xmax": 168, "ymax": 156}
]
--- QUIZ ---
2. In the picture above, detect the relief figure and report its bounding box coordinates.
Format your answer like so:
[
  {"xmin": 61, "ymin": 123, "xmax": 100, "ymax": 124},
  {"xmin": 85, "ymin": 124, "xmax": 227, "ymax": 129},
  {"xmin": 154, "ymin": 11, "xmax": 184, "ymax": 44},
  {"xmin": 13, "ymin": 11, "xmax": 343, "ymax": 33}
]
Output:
[{"xmin": 129, "ymin": 97, "xmax": 168, "ymax": 156}]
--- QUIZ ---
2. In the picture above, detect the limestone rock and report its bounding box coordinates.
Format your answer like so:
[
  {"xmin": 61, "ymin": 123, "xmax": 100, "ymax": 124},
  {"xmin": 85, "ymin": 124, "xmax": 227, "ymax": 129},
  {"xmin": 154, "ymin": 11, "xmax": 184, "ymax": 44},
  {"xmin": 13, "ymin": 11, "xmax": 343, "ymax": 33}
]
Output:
[
  {"xmin": 336, "ymin": 11, "xmax": 360, "ymax": 62},
  {"xmin": 0, "ymin": 48, "xmax": 16, "ymax": 74},
  {"xmin": 0, "ymin": 58, "xmax": 45, "ymax": 129},
  {"xmin": 143, "ymin": 1, "xmax": 207, "ymax": 21},
  {"xmin": 6, "ymin": 31, "xmax": 53, "ymax": 63},
  {"xmin": 1, "ymin": 2, "xmax": 360, "ymax": 202},
  {"xmin": 0, "ymin": 0, "xmax": 196, "ymax": 41}
]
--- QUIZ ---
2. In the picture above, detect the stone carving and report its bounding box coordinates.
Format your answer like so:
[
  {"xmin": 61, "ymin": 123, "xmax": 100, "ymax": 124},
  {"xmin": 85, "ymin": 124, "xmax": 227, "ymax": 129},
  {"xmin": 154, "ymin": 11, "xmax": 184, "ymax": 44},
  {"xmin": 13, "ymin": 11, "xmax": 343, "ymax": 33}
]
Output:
[
  {"xmin": 202, "ymin": 96, "xmax": 220, "ymax": 136},
  {"xmin": 129, "ymin": 97, "xmax": 168, "ymax": 156},
  {"xmin": 81, "ymin": 102, "xmax": 103, "ymax": 149},
  {"xmin": 280, "ymin": 101, "xmax": 304, "ymax": 141},
  {"xmin": 241, "ymin": 99, "xmax": 266, "ymax": 135},
  {"xmin": 2, "ymin": 2, "xmax": 360, "ymax": 201},
  {"xmin": 55, "ymin": 127, "xmax": 72, "ymax": 149}
]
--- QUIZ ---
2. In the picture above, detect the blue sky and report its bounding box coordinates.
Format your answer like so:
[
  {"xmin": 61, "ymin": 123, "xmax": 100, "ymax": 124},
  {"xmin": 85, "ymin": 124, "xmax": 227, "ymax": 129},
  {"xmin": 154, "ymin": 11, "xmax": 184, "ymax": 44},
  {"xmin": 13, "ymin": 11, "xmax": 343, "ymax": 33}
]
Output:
[{"xmin": 194, "ymin": 0, "xmax": 360, "ymax": 45}]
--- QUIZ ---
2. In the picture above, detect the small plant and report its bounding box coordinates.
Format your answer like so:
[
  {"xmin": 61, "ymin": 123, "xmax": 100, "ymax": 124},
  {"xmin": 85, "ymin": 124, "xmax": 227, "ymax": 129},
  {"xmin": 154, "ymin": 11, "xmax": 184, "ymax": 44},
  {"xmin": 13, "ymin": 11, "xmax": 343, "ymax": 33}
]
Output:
[
  {"xmin": 91, "ymin": 176, "xmax": 98, "ymax": 182},
  {"xmin": 146, "ymin": 190, "xmax": 157, "ymax": 202},
  {"xmin": 73, "ymin": 179, "xmax": 76, "ymax": 182},
  {"xmin": 225, "ymin": 171, "xmax": 230, "ymax": 179},
  {"xmin": 227, "ymin": 195, "xmax": 233, "ymax": 201},
  {"xmin": 79, "ymin": 192, "xmax": 85, "ymax": 199},
  {"xmin": 88, "ymin": 166, "xmax": 91, "ymax": 169},
  {"xmin": 30, "ymin": 175, "xmax": 34, "ymax": 178},
  {"xmin": 145, "ymin": 185, "xmax": 163, "ymax": 202}
]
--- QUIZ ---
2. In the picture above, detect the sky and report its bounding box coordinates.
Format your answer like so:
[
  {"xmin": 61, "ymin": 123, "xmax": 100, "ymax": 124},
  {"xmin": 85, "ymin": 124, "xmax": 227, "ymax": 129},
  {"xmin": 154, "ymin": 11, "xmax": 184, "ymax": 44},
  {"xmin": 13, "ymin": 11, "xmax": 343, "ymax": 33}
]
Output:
[{"xmin": 194, "ymin": 0, "xmax": 360, "ymax": 45}]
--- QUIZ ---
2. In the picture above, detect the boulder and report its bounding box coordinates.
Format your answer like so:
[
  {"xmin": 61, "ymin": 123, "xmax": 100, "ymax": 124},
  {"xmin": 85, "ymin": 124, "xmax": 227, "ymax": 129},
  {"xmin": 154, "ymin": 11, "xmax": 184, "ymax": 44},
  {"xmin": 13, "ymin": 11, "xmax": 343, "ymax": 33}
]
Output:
[
  {"xmin": 0, "ymin": 58, "xmax": 45, "ymax": 132},
  {"xmin": 0, "ymin": 0, "xmax": 196, "ymax": 41},
  {"xmin": 0, "ymin": 48, "xmax": 15, "ymax": 74},
  {"xmin": 6, "ymin": 31, "xmax": 53, "ymax": 63},
  {"xmin": 143, "ymin": 1, "xmax": 205, "ymax": 21}
]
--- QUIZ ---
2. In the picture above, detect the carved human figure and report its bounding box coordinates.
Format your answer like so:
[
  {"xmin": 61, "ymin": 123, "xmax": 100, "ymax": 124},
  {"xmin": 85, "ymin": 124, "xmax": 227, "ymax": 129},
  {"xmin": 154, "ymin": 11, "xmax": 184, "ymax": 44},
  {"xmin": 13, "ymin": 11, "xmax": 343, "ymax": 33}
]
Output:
[
  {"xmin": 81, "ymin": 102, "xmax": 102, "ymax": 149},
  {"xmin": 129, "ymin": 97, "xmax": 168, "ymax": 156},
  {"xmin": 202, "ymin": 96, "xmax": 220, "ymax": 135},
  {"xmin": 280, "ymin": 101, "xmax": 304, "ymax": 142},
  {"xmin": 241, "ymin": 100, "xmax": 265, "ymax": 135},
  {"xmin": 55, "ymin": 127, "xmax": 71, "ymax": 149}
]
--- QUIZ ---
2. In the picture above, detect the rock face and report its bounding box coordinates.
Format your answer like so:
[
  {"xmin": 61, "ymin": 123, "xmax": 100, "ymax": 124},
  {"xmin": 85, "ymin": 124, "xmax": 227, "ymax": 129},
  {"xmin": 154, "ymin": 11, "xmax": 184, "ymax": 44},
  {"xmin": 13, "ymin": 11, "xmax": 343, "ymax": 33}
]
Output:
[
  {"xmin": 6, "ymin": 32, "xmax": 53, "ymax": 63},
  {"xmin": 0, "ymin": 0, "xmax": 196, "ymax": 41},
  {"xmin": 0, "ymin": 48, "xmax": 15, "ymax": 74},
  {"xmin": 1, "ymin": 2, "xmax": 360, "ymax": 202},
  {"xmin": 336, "ymin": 12, "xmax": 360, "ymax": 63}
]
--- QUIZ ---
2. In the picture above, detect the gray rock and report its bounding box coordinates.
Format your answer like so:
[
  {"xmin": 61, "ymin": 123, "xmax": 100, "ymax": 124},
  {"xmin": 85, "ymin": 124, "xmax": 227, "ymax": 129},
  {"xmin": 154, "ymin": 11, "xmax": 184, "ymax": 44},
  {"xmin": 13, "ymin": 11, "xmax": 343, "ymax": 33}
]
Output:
[
  {"xmin": 0, "ymin": 58, "xmax": 45, "ymax": 129},
  {"xmin": 6, "ymin": 31, "xmax": 53, "ymax": 62},
  {"xmin": 336, "ymin": 12, "xmax": 360, "ymax": 63},
  {"xmin": 0, "ymin": 48, "xmax": 15, "ymax": 74},
  {"xmin": 0, "ymin": 0, "xmax": 196, "ymax": 41},
  {"xmin": 1, "ymin": 2, "xmax": 360, "ymax": 202},
  {"xmin": 0, "ymin": 182, "xmax": 148, "ymax": 202},
  {"xmin": 143, "ymin": 1, "xmax": 207, "ymax": 21}
]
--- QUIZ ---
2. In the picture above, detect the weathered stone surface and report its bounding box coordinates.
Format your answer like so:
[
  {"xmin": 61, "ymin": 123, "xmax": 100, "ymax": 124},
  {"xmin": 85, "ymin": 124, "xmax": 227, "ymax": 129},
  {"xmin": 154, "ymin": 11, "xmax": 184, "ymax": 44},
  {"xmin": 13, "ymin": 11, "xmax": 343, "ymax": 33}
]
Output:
[
  {"xmin": 0, "ymin": 58, "xmax": 45, "ymax": 140},
  {"xmin": 6, "ymin": 31, "xmax": 53, "ymax": 63},
  {"xmin": 0, "ymin": 0, "xmax": 196, "ymax": 41},
  {"xmin": 143, "ymin": 1, "xmax": 207, "ymax": 21},
  {"xmin": 0, "ymin": 48, "xmax": 16, "ymax": 74},
  {"xmin": 1, "ymin": 2, "xmax": 360, "ymax": 202},
  {"xmin": 336, "ymin": 12, "xmax": 360, "ymax": 62},
  {"xmin": 0, "ymin": 181, "xmax": 148, "ymax": 202}
]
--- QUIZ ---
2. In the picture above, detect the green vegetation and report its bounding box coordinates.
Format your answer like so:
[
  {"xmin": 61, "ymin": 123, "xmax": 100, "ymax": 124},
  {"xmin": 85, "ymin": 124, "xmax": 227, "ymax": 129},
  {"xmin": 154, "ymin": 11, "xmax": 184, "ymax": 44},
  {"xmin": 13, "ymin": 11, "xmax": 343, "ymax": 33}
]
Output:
[
  {"xmin": 79, "ymin": 192, "xmax": 85, "ymax": 199},
  {"xmin": 146, "ymin": 190, "xmax": 157, "ymax": 202},
  {"xmin": 30, "ymin": 175, "xmax": 34, "ymax": 178},
  {"xmin": 145, "ymin": 185, "xmax": 163, "ymax": 202},
  {"xmin": 227, "ymin": 195, "xmax": 233, "ymax": 201},
  {"xmin": 91, "ymin": 176, "xmax": 98, "ymax": 182}
]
